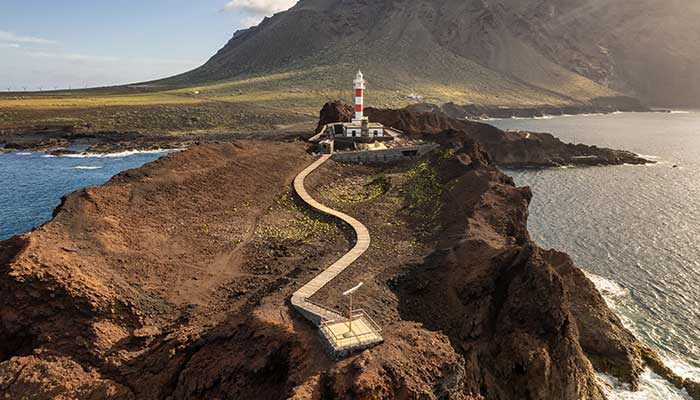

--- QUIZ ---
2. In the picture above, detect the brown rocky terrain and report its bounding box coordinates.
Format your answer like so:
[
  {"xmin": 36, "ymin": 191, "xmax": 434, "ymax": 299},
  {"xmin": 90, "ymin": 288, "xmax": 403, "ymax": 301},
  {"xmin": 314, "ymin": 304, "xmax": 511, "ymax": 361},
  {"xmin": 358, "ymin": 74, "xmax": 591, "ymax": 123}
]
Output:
[
  {"xmin": 2, "ymin": 122, "xmax": 695, "ymax": 399},
  {"xmin": 318, "ymin": 101, "xmax": 649, "ymax": 167}
]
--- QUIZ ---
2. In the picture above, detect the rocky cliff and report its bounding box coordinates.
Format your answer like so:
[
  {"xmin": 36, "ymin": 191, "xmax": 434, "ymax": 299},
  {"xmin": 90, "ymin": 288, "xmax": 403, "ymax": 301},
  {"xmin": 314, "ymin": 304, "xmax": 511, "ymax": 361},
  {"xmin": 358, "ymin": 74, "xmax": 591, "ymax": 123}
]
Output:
[
  {"xmin": 318, "ymin": 101, "xmax": 649, "ymax": 167},
  {"xmin": 0, "ymin": 131, "xmax": 693, "ymax": 398}
]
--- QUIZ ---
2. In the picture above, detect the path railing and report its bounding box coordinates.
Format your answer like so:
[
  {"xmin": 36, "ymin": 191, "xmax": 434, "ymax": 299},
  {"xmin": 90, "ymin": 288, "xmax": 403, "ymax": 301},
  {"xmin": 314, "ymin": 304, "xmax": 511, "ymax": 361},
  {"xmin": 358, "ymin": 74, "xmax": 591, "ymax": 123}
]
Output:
[{"xmin": 290, "ymin": 154, "xmax": 372, "ymax": 326}]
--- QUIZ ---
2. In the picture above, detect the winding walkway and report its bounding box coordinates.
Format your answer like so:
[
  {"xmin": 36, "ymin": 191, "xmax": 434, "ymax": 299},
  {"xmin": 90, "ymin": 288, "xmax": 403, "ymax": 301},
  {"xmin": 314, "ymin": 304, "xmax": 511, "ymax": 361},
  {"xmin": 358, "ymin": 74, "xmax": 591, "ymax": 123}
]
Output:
[{"xmin": 290, "ymin": 155, "xmax": 372, "ymax": 325}]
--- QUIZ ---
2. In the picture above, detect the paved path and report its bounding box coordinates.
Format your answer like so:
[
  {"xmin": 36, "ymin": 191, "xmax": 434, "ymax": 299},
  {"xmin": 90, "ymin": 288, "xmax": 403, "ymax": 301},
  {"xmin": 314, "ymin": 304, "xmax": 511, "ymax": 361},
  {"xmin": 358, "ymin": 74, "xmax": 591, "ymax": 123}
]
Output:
[{"xmin": 291, "ymin": 155, "xmax": 372, "ymax": 325}]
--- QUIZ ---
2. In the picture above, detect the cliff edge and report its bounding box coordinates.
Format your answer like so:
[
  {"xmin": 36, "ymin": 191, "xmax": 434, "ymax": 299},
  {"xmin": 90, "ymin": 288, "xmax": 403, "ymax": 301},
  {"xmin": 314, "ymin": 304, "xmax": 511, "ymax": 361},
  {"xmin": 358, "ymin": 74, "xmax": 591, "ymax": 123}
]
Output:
[{"xmin": 0, "ymin": 127, "xmax": 692, "ymax": 399}]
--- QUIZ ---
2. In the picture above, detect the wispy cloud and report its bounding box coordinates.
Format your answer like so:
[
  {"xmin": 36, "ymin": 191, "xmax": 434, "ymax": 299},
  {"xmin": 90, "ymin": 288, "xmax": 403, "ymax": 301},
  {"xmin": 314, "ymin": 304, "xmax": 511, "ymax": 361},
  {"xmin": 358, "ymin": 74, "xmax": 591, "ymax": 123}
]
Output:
[
  {"xmin": 0, "ymin": 30, "xmax": 56, "ymax": 45},
  {"xmin": 0, "ymin": 43, "xmax": 21, "ymax": 49},
  {"xmin": 22, "ymin": 50, "xmax": 196, "ymax": 66},
  {"xmin": 1, "ymin": 48, "xmax": 202, "ymax": 91},
  {"xmin": 222, "ymin": 0, "xmax": 296, "ymax": 17},
  {"xmin": 25, "ymin": 50, "xmax": 120, "ymax": 62}
]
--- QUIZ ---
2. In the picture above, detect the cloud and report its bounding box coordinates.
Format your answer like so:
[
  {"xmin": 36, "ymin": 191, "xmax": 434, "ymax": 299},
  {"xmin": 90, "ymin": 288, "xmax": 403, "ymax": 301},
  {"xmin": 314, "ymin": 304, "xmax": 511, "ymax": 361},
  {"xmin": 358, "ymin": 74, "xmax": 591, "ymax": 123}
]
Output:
[
  {"xmin": 0, "ymin": 30, "xmax": 56, "ymax": 45},
  {"xmin": 222, "ymin": 0, "xmax": 296, "ymax": 16},
  {"xmin": 0, "ymin": 43, "xmax": 21, "ymax": 49},
  {"xmin": 1, "ymin": 48, "xmax": 201, "ymax": 91},
  {"xmin": 25, "ymin": 51, "xmax": 120, "ymax": 62}
]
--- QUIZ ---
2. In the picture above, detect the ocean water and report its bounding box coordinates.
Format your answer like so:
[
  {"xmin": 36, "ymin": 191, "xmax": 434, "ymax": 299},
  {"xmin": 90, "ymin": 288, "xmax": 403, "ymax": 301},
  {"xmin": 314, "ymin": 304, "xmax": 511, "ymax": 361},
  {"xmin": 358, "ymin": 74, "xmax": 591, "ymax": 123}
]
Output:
[
  {"xmin": 491, "ymin": 111, "xmax": 700, "ymax": 399},
  {"xmin": 0, "ymin": 148, "xmax": 177, "ymax": 240}
]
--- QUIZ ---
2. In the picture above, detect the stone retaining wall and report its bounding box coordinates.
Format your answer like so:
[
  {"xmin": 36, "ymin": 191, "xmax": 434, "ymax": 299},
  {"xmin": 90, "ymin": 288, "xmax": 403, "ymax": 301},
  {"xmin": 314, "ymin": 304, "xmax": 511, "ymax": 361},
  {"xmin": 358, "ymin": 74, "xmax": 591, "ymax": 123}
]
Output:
[{"xmin": 331, "ymin": 143, "xmax": 439, "ymax": 163}]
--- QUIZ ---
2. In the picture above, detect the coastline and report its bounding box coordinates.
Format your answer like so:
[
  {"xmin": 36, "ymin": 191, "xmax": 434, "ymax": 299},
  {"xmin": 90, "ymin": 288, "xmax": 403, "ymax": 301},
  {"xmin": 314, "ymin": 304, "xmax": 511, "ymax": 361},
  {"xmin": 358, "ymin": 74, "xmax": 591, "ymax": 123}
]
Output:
[
  {"xmin": 0, "ymin": 140, "xmax": 631, "ymax": 398},
  {"xmin": 1, "ymin": 138, "xmax": 694, "ymax": 398},
  {"xmin": 404, "ymin": 96, "xmax": 652, "ymax": 121}
]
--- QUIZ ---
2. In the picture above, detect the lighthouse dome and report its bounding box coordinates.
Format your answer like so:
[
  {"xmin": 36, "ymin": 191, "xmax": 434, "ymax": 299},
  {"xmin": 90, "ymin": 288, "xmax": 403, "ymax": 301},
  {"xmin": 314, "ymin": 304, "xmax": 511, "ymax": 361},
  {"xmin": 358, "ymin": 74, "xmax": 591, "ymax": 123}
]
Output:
[{"xmin": 354, "ymin": 70, "xmax": 364, "ymax": 86}]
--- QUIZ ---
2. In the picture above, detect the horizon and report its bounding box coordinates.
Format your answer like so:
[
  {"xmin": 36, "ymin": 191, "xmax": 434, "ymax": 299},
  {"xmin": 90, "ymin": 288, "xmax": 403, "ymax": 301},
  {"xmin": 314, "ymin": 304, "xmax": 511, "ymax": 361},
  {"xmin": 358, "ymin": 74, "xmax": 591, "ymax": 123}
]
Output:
[{"xmin": 0, "ymin": 0, "xmax": 298, "ymax": 91}]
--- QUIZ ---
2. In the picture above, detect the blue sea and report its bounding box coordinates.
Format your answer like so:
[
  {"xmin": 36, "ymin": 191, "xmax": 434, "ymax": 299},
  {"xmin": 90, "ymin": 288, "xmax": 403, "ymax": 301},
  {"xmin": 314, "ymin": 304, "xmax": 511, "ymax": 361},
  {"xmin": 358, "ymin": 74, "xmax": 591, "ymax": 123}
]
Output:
[
  {"xmin": 491, "ymin": 111, "xmax": 700, "ymax": 399},
  {"xmin": 0, "ymin": 148, "xmax": 177, "ymax": 240}
]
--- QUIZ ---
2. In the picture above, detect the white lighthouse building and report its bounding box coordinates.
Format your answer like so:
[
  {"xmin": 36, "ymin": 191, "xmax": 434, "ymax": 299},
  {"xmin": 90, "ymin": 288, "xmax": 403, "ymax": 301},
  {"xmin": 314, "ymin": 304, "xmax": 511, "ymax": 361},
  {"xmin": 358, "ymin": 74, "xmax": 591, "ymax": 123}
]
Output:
[
  {"xmin": 342, "ymin": 70, "xmax": 385, "ymax": 138},
  {"xmin": 354, "ymin": 70, "xmax": 366, "ymax": 122}
]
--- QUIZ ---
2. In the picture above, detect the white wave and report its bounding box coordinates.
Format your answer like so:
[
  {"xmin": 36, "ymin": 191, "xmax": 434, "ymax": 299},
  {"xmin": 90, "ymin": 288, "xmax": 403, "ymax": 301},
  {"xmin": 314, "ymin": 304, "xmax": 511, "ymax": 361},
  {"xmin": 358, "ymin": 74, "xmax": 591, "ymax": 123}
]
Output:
[
  {"xmin": 598, "ymin": 370, "xmax": 692, "ymax": 400},
  {"xmin": 662, "ymin": 357, "xmax": 700, "ymax": 382},
  {"xmin": 670, "ymin": 110, "xmax": 691, "ymax": 114},
  {"xmin": 74, "ymin": 166, "xmax": 103, "ymax": 170},
  {"xmin": 15, "ymin": 152, "xmax": 32, "ymax": 155},
  {"xmin": 584, "ymin": 271, "xmax": 629, "ymax": 304},
  {"xmin": 533, "ymin": 115, "xmax": 555, "ymax": 120},
  {"xmin": 587, "ymin": 272, "xmax": 700, "ymax": 393},
  {"xmin": 61, "ymin": 148, "xmax": 180, "ymax": 158},
  {"xmin": 636, "ymin": 154, "xmax": 660, "ymax": 160},
  {"xmin": 41, "ymin": 154, "xmax": 56, "ymax": 158}
]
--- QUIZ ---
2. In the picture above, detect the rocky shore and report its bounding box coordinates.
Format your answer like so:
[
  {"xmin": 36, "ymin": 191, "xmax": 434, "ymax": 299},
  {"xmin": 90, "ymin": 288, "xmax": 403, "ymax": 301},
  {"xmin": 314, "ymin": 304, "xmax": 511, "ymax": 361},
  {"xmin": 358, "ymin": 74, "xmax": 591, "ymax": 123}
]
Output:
[
  {"xmin": 319, "ymin": 101, "xmax": 651, "ymax": 168},
  {"xmin": 0, "ymin": 125, "xmax": 308, "ymax": 156},
  {"xmin": 1, "ymin": 105, "xmax": 688, "ymax": 400},
  {"xmin": 432, "ymin": 96, "xmax": 651, "ymax": 120}
]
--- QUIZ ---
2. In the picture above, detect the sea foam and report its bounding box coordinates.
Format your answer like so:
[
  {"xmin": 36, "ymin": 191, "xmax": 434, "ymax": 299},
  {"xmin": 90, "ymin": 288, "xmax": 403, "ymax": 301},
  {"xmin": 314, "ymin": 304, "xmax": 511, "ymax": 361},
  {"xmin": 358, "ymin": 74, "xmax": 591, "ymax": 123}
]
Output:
[
  {"xmin": 61, "ymin": 149, "xmax": 179, "ymax": 158},
  {"xmin": 661, "ymin": 357, "xmax": 700, "ymax": 382},
  {"xmin": 584, "ymin": 271, "xmax": 629, "ymax": 300},
  {"xmin": 597, "ymin": 370, "xmax": 692, "ymax": 400}
]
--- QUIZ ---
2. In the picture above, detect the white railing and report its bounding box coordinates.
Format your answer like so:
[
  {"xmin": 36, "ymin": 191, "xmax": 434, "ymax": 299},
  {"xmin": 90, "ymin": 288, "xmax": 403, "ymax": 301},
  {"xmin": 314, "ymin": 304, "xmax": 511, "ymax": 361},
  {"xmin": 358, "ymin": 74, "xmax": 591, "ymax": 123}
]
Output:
[{"xmin": 319, "ymin": 309, "xmax": 383, "ymax": 350}]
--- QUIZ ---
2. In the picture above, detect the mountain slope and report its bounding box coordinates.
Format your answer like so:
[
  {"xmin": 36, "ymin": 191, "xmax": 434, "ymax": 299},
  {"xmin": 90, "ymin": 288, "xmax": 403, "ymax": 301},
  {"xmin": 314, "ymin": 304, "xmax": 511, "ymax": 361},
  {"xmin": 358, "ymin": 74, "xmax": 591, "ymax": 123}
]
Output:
[{"xmin": 167, "ymin": 0, "xmax": 700, "ymax": 108}]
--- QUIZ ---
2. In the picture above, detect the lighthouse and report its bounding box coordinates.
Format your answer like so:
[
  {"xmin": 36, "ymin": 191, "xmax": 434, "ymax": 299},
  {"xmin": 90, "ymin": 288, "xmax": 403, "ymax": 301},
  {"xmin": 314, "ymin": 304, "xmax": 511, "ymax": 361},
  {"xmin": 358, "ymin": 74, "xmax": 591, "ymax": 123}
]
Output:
[
  {"xmin": 340, "ymin": 70, "xmax": 385, "ymax": 139},
  {"xmin": 353, "ymin": 70, "xmax": 366, "ymax": 122}
]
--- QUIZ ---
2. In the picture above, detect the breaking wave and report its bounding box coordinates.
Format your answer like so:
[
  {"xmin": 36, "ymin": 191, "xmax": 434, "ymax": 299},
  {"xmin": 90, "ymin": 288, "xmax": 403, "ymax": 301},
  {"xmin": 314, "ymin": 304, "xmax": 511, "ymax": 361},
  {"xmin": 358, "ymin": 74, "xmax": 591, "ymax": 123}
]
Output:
[
  {"xmin": 61, "ymin": 149, "xmax": 179, "ymax": 158},
  {"xmin": 598, "ymin": 371, "xmax": 692, "ymax": 400}
]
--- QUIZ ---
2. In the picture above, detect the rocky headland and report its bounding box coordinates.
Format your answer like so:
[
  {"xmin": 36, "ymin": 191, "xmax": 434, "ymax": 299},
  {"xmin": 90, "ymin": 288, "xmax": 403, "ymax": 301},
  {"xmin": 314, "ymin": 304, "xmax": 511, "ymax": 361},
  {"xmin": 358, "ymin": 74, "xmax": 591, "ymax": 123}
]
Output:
[
  {"xmin": 407, "ymin": 96, "xmax": 650, "ymax": 121},
  {"xmin": 1, "ymin": 106, "xmax": 691, "ymax": 399},
  {"xmin": 318, "ymin": 101, "xmax": 650, "ymax": 168}
]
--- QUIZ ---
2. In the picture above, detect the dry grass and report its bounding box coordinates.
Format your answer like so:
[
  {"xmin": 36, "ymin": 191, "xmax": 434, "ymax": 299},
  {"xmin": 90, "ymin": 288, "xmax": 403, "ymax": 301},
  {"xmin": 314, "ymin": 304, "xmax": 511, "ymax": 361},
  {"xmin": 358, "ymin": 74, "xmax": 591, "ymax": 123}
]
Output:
[{"xmin": 0, "ymin": 60, "xmax": 613, "ymax": 135}]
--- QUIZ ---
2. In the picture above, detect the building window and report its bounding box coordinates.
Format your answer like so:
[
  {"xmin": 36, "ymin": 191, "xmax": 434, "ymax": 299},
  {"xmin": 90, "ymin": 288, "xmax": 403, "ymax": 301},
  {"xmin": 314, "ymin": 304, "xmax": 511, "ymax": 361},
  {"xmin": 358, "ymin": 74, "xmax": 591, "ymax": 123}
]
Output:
[{"xmin": 373, "ymin": 130, "xmax": 378, "ymax": 136}]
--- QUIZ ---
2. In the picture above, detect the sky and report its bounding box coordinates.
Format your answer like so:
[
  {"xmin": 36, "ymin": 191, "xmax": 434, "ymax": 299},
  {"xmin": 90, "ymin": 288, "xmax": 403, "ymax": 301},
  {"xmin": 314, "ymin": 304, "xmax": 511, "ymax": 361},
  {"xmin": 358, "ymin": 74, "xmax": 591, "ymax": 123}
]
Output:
[{"xmin": 0, "ymin": 0, "xmax": 297, "ymax": 91}]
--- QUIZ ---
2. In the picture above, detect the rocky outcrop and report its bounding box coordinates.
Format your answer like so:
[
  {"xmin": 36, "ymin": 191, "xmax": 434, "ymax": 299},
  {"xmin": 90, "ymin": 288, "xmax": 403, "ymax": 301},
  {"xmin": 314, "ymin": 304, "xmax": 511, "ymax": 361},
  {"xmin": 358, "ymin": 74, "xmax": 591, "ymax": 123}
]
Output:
[
  {"xmin": 391, "ymin": 141, "xmax": 608, "ymax": 399},
  {"xmin": 428, "ymin": 97, "xmax": 649, "ymax": 120},
  {"xmin": 320, "ymin": 101, "xmax": 650, "ymax": 167},
  {"xmin": 315, "ymin": 323, "xmax": 468, "ymax": 400},
  {"xmin": 0, "ymin": 134, "xmax": 690, "ymax": 398}
]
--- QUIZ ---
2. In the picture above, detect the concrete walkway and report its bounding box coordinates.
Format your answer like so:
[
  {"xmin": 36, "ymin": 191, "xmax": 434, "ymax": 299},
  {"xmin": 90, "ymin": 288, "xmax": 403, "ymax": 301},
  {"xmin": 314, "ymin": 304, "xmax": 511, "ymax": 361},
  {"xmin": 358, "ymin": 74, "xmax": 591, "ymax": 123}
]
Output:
[{"xmin": 290, "ymin": 155, "xmax": 372, "ymax": 325}]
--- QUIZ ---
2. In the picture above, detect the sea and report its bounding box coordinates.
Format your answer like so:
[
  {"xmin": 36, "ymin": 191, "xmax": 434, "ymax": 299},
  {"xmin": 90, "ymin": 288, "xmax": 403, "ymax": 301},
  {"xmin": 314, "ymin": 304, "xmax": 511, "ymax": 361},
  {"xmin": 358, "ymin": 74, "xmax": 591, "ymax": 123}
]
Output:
[
  {"xmin": 0, "ymin": 148, "xmax": 178, "ymax": 240},
  {"xmin": 490, "ymin": 111, "xmax": 700, "ymax": 399},
  {"xmin": 1, "ymin": 113, "xmax": 699, "ymax": 399}
]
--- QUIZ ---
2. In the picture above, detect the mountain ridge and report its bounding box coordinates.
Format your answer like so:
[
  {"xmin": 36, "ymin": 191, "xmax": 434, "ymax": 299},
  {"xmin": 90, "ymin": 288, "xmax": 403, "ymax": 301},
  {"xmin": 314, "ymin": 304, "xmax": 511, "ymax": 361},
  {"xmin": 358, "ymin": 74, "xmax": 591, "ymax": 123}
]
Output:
[{"xmin": 167, "ymin": 0, "xmax": 700, "ymax": 108}]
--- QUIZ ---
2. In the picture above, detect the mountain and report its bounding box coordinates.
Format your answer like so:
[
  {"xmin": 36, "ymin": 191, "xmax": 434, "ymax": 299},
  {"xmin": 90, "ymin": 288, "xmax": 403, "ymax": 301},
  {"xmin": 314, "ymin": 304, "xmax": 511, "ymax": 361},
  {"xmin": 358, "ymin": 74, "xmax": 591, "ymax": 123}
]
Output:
[{"xmin": 169, "ymin": 0, "xmax": 700, "ymax": 108}]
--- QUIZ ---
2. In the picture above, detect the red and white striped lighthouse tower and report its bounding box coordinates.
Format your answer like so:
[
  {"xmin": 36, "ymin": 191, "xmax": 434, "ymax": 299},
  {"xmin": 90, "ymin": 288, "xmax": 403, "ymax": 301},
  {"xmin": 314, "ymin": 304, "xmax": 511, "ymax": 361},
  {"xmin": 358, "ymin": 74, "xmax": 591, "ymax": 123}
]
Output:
[{"xmin": 353, "ymin": 70, "xmax": 366, "ymax": 122}]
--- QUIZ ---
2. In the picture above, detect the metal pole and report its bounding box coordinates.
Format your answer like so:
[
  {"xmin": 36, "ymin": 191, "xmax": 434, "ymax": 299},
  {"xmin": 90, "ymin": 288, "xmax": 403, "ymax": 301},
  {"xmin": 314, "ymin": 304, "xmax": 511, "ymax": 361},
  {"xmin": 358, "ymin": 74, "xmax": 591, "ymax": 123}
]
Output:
[
  {"xmin": 348, "ymin": 293, "xmax": 353, "ymax": 334},
  {"xmin": 342, "ymin": 282, "xmax": 362, "ymax": 338}
]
